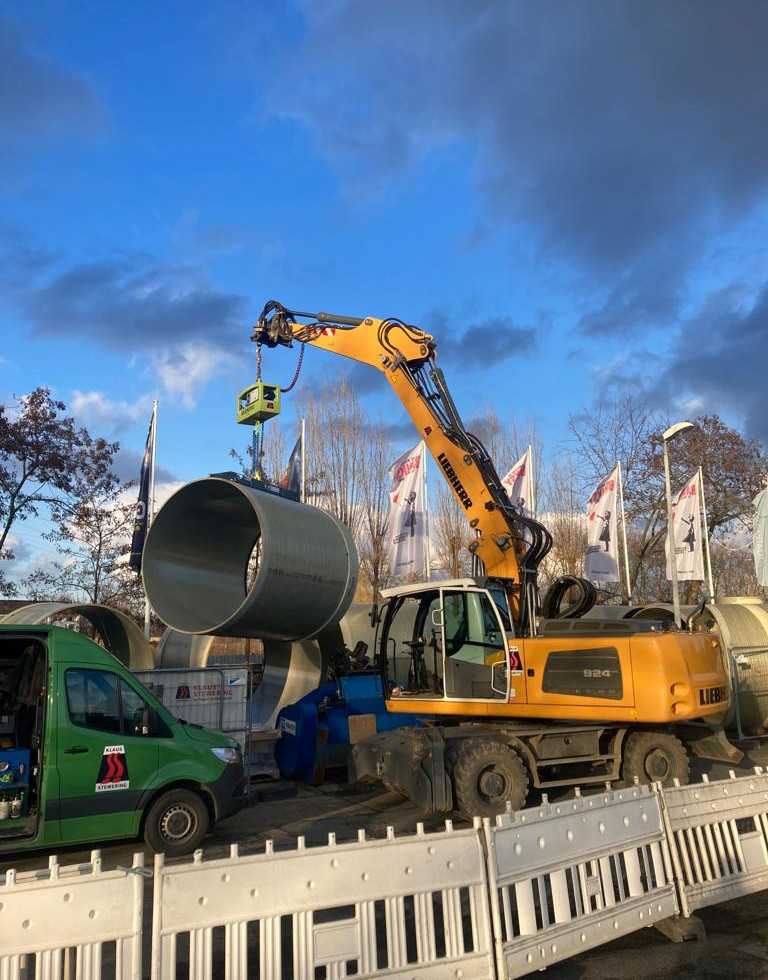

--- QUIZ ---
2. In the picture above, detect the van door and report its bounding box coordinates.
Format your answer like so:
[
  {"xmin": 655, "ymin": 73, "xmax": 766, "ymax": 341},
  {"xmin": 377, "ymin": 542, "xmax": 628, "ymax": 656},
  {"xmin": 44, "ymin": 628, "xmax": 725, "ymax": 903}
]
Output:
[{"xmin": 55, "ymin": 666, "xmax": 159, "ymax": 842}]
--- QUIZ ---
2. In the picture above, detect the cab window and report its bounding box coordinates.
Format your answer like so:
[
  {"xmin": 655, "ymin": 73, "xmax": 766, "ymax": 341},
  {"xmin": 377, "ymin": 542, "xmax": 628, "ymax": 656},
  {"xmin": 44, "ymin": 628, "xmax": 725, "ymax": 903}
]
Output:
[
  {"xmin": 442, "ymin": 590, "xmax": 505, "ymax": 663},
  {"xmin": 65, "ymin": 670, "xmax": 160, "ymax": 737}
]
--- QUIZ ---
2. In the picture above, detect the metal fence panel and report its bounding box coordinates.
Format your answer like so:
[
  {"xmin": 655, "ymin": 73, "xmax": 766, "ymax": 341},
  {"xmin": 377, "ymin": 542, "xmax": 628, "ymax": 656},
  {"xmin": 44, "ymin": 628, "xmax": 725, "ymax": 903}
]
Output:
[
  {"xmin": 729, "ymin": 645, "xmax": 768, "ymax": 739},
  {"xmin": 484, "ymin": 786, "xmax": 678, "ymax": 979},
  {"xmin": 135, "ymin": 667, "xmax": 249, "ymax": 749},
  {"xmin": 150, "ymin": 822, "xmax": 495, "ymax": 980},
  {"xmin": 0, "ymin": 850, "xmax": 144, "ymax": 980},
  {"xmin": 660, "ymin": 768, "xmax": 768, "ymax": 914}
]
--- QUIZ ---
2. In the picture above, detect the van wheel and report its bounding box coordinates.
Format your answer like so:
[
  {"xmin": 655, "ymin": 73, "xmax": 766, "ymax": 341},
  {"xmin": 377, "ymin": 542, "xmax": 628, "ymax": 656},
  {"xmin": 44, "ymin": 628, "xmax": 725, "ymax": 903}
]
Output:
[
  {"xmin": 622, "ymin": 732, "xmax": 689, "ymax": 787},
  {"xmin": 144, "ymin": 789, "xmax": 209, "ymax": 856},
  {"xmin": 450, "ymin": 739, "xmax": 529, "ymax": 819}
]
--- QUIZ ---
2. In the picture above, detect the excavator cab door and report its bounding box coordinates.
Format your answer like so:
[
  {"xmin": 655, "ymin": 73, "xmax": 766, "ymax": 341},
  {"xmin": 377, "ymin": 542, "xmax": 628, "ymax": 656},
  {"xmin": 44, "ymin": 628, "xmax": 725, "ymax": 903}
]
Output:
[{"xmin": 440, "ymin": 588, "xmax": 525, "ymax": 704}]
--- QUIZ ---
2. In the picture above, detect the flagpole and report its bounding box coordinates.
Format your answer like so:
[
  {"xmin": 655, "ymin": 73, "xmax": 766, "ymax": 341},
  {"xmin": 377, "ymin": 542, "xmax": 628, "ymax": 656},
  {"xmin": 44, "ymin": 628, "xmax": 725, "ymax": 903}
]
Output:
[
  {"xmin": 699, "ymin": 466, "xmax": 715, "ymax": 601},
  {"xmin": 617, "ymin": 460, "xmax": 633, "ymax": 605},
  {"xmin": 422, "ymin": 443, "xmax": 431, "ymax": 580},
  {"xmin": 300, "ymin": 418, "xmax": 306, "ymax": 504},
  {"xmin": 144, "ymin": 400, "xmax": 158, "ymax": 640},
  {"xmin": 528, "ymin": 445, "xmax": 536, "ymax": 519}
]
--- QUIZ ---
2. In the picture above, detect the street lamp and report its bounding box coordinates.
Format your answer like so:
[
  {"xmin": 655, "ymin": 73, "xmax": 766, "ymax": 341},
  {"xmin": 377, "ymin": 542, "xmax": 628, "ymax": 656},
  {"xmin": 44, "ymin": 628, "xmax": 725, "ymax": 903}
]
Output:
[{"xmin": 663, "ymin": 420, "xmax": 695, "ymax": 627}]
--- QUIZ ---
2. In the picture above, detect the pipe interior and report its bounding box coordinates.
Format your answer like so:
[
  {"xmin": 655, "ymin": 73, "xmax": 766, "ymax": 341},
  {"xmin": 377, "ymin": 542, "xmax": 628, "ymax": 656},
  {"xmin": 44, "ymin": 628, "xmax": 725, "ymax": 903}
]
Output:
[{"xmin": 143, "ymin": 480, "xmax": 260, "ymax": 634}]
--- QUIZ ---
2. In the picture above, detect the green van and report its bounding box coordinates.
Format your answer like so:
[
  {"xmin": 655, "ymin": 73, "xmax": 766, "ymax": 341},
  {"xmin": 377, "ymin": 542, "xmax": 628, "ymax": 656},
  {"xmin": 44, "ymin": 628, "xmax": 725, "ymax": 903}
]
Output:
[{"xmin": 0, "ymin": 625, "xmax": 246, "ymax": 857}]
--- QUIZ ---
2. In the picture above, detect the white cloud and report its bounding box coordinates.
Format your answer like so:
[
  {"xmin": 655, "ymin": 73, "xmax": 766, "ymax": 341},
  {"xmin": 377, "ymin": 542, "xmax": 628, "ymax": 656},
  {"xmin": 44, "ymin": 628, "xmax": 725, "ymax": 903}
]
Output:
[
  {"xmin": 151, "ymin": 341, "xmax": 236, "ymax": 409},
  {"xmin": 153, "ymin": 480, "xmax": 185, "ymax": 509},
  {"xmin": 673, "ymin": 395, "xmax": 706, "ymax": 417},
  {"xmin": 71, "ymin": 389, "xmax": 153, "ymax": 432}
]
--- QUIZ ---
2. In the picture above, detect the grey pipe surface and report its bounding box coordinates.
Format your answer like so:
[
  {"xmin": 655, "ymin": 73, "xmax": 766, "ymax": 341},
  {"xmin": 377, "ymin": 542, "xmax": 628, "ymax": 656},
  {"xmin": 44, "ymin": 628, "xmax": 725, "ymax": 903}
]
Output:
[
  {"xmin": 143, "ymin": 477, "xmax": 358, "ymax": 641},
  {"xmin": 1, "ymin": 602, "xmax": 154, "ymax": 669}
]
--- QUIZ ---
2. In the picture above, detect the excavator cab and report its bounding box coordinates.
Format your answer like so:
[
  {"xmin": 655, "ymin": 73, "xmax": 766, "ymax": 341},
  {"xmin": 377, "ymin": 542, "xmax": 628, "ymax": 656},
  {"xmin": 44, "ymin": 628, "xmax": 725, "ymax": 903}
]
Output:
[{"xmin": 377, "ymin": 579, "xmax": 523, "ymax": 707}]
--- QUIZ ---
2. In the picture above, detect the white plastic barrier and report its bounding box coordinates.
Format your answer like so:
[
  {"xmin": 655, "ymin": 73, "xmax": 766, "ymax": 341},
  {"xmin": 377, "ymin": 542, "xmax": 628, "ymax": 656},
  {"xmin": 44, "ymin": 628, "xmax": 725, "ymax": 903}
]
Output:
[
  {"xmin": 0, "ymin": 850, "xmax": 144, "ymax": 980},
  {"xmin": 8, "ymin": 772, "xmax": 768, "ymax": 980},
  {"xmin": 484, "ymin": 786, "xmax": 678, "ymax": 978},
  {"xmin": 660, "ymin": 767, "xmax": 768, "ymax": 915},
  {"xmin": 150, "ymin": 823, "xmax": 495, "ymax": 980}
]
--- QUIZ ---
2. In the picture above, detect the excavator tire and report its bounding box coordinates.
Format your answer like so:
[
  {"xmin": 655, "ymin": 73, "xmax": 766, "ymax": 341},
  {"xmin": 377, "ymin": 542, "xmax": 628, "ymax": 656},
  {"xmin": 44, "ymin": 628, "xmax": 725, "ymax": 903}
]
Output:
[
  {"xmin": 621, "ymin": 731, "xmax": 690, "ymax": 787},
  {"xmin": 450, "ymin": 738, "xmax": 529, "ymax": 819}
]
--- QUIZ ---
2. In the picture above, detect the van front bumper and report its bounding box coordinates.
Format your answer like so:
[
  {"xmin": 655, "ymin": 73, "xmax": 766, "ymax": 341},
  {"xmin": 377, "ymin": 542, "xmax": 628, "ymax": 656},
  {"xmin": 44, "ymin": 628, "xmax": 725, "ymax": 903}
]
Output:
[{"xmin": 206, "ymin": 761, "xmax": 248, "ymax": 822}]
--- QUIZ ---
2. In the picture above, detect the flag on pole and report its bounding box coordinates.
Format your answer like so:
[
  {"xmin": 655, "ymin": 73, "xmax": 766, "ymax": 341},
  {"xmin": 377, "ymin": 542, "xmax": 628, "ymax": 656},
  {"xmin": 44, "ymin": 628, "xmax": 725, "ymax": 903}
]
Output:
[
  {"xmin": 279, "ymin": 432, "xmax": 302, "ymax": 497},
  {"xmin": 129, "ymin": 404, "xmax": 157, "ymax": 573},
  {"xmin": 502, "ymin": 446, "xmax": 533, "ymax": 517},
  {"xmin": 385, "ymin": 441, "xmax": 429, "ymax": 578},
  {"xmin": 584, "ymin": 465, "xmax": 620, "ymax": 581},
  {"xmin": 665, "ymin": 471, "xmax": 705, "ymax": 581}
]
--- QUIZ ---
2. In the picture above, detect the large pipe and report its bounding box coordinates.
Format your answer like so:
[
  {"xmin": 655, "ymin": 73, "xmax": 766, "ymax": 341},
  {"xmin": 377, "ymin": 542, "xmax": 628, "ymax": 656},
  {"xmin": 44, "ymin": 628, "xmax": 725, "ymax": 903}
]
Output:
[
  {"xmin": 1, "ymin": 602, "xmax": 154, "ymax": 670},
  {"xmin": 143, "ymin": 477, "xmax": 358, "ymax": 641}
]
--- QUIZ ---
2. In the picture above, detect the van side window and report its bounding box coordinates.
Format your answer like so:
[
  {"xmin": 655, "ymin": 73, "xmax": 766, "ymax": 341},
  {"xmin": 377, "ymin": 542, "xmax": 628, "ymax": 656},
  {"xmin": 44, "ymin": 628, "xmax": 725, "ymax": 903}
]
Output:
[
  {"xmin": 66, "ymin": 669, "xmax": 121, "ymax": 734},
  {"xmin": 120, "ymin": 680, "xmax": 153, "ymax": 737},
  {"xmin": 66, "ymin": 670, "xmax": 166, "ymax": 737}
]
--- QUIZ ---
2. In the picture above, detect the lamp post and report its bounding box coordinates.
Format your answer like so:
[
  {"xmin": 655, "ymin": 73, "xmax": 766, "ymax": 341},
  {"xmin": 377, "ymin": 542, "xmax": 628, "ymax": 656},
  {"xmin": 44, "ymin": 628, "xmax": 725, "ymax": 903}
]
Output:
[{"xmin": 663, "ymin": 420, "xmax": 695, "ymax": 628}]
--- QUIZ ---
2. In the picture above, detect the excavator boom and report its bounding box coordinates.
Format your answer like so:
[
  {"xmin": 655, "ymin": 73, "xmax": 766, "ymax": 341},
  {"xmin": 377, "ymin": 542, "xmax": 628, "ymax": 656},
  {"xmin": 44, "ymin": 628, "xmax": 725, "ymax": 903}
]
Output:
[{"xmin": 253, "ymin": 301, "xmax": 552, "ymax": 634}]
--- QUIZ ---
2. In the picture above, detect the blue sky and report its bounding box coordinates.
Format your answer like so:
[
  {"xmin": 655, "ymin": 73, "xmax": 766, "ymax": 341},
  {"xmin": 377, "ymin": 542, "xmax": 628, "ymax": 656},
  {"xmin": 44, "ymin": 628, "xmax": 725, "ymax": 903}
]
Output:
[{"xmin": 3, "ymin": 1, "xmax": 768, "ymax": 570}]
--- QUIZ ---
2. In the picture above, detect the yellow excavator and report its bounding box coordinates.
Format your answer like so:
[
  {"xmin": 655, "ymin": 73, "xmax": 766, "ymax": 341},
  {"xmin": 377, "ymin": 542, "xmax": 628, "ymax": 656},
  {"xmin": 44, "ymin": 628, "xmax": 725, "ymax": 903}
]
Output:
[{"xmin": 254, "ymin": 300, "xmax": 737, "ymax": 817}]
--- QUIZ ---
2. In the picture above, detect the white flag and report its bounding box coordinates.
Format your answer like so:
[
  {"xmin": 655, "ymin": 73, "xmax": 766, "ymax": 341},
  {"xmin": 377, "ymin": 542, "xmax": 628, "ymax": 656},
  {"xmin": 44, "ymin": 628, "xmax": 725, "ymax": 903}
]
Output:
[
  {"xmin": 666, "ymin": 471, "xmax": 705, "ymax": 581},
  {"xmin": 502, "ymin": 447, "xmax": 533, "ymax": 517},
  {"xmin": 385, "ymin": 442, "xmax": 428, "ymax": 579},
  {"xmin": 584, "ymin": 465, "xmax": 620, "ymax": 581}
]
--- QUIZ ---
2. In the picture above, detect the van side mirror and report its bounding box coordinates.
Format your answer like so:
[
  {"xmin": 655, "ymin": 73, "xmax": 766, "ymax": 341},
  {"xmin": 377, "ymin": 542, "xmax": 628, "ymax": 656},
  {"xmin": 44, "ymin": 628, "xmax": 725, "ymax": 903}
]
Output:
[{"xmin": 431, "ymin": 608, "xmax": 444, "ymax": 628}]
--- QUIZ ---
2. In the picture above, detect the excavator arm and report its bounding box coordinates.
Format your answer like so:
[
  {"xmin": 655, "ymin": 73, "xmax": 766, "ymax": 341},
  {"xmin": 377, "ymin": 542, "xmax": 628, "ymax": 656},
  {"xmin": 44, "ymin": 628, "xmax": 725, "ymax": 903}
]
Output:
[{"xmin": 253, "ymin": 300, "xmax": 553, "ymax": 635}]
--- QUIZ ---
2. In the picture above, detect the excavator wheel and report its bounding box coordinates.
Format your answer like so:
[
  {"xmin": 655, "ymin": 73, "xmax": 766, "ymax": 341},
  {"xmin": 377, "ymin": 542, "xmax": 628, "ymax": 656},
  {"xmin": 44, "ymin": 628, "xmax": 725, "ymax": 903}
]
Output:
[
  {"xmin": 621, "ymin": 731, "xmax": 690, "ymax": 787},
  {"xmin": 450, "ymin": 738, "xmax": 529, "ymax": 819}
]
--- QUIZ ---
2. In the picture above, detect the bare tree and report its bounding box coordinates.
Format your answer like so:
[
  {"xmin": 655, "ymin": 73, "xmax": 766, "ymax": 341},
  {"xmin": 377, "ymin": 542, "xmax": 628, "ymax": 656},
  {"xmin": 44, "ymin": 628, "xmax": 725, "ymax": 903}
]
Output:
[
  {"xmin": 357, "ymin": 423, "xmax": 393, "ymax": 601},
  {"xmin": 24, "ymin": 482, "xmax": 144, "ymax": 614},
  {"xmin": 539, "ymin": 455, "xmax": 587, "ymax": 586},
  {"xmin": 432, "ymin": 482, "xmax": 472, "ymax": 578},
  {"xmin": 0, "ymin": 388, "xmax": 118, "ymax": 595},
  {"xmin": 569, "ymin": 395, "xmax": 673, "ymax": 598},
  {"xmin": 569, "ymin": 397, "xmax": 767, "ymax": 601},
  {"xmin": 468, "ymin": 410, "xmax": 544, "ymax": 508},
  {"xmin": 299, "ymin": 379, "xmax": 366, "ymax": 534},
  {"xmin": 710, "ymin": 541, "xmax": 760, "ymax": 598}
]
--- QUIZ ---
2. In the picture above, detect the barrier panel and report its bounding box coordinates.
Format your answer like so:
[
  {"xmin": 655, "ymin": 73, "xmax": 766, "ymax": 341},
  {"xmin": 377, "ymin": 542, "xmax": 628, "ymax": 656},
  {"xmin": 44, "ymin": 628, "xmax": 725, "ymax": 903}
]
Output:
[
  {"xmin": 660, "ymin": 767, "xmax": 768, "ymax": 915},
  {"xmin": 729, "ymin": 645, "xmax": 768, "ymax": 739},
  {"xmin": 150, "ymin": 824, "xmax": 496, "ymax": 980},
  {"xmin": 134, "ymin": 667, "xmax": 249, "ymax": 750},
  {"xmin": 7, "ymin": 773, "xmax": 768, "ymax": 980},
  {"xmin": 484, "ymin": 785, "xmax": 678, "ymax": 979},
  {"xmin": 0, "ymin": 850, "xmax": 144, "ymax": 980}
]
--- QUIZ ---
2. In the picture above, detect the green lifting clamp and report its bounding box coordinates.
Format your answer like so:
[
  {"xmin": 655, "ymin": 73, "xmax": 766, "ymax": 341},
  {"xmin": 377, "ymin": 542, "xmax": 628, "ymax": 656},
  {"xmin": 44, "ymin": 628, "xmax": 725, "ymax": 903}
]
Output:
[
  {"xmin": 236, "ymin": 381, "xmax": 281, "ymax": 481},
  {"xmin": 235, "ymin": 381, "xmax": 281, "ymax": 426}
]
